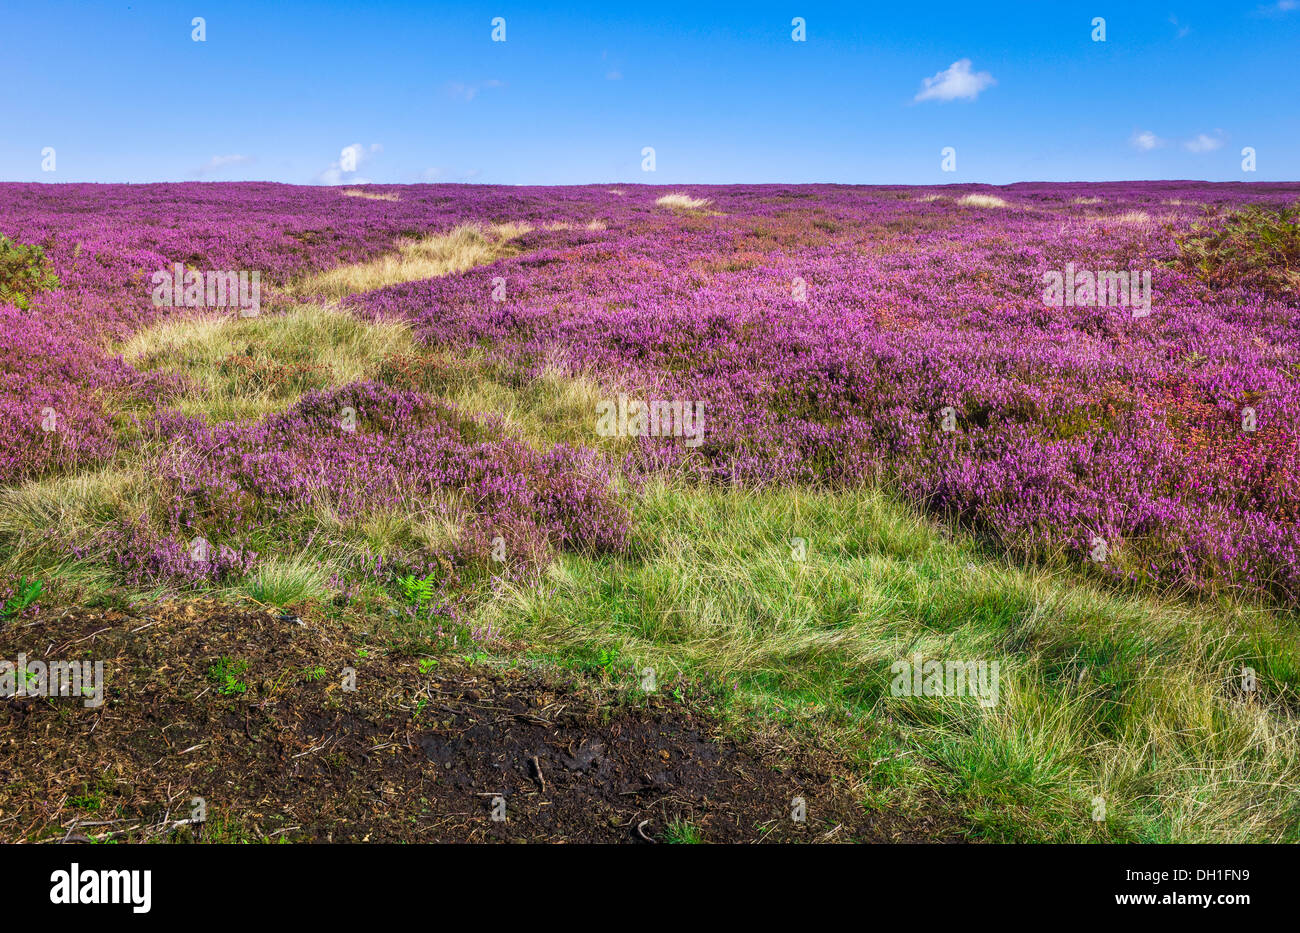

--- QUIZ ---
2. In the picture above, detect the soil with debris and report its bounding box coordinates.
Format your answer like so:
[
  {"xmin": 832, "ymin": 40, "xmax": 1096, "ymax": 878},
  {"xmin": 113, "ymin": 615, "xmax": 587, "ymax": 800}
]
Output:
[{"xmin": 0, "ymin": 600, "xmax": 959, "ymax": 843}]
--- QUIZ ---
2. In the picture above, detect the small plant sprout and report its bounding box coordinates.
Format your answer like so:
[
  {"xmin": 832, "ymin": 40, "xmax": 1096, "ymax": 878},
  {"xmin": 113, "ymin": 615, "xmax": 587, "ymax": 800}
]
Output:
[
  {"xmin": 397, "ymin": 573, "xmax": 435, "ymax": 606},
  {"xmin": 207, "ymin": 656, "xmax": 249, "ymax": 695},
  {"xmin": 662, "ymin": 819, "xmax": 702, "ymax": 844}
]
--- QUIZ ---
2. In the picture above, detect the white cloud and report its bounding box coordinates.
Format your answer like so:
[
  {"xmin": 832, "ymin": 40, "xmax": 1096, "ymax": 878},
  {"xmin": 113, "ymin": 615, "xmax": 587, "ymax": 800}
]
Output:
[
  {"xmin": 1169, "ymin": 15, "xmax": 1191, "ymax": 38},
  {"xmin": 194, "ymin": 154, "xmax": 253, "ymax": 177},
  {"xmin": 913, "ymin": 59, "xmax": 996, "ymax": 102},
  {"xmin": 1257, "ymin": 0, "xmax": 1298, "ymax": 15},
  {"xmin": 316, "ymin": 142, "xmax": 382, "ymax": 185},
  {"xmin": 1184, "ymin": 131, "xmax": 1225, "ymax": 152},
  {"xmin": 1130, "ymin": 130, "xmax": 1165, "ymax": 151}
]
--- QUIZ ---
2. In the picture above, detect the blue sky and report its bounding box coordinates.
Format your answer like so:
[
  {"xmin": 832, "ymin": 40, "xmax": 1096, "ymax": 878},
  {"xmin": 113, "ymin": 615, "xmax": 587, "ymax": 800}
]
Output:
[{"xmin": 2, "ymin": 0, "xmax": 1296, "ymax": 184}]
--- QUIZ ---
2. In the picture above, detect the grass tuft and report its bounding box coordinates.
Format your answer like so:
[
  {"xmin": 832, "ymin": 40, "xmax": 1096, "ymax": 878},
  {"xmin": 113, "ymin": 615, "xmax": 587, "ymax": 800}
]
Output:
[
  {"xmin": 122, "ymin": 303, "xmax": 414, "ymax": 422},
  {"xmin": 656, "ymin": 193, "xmax": 713, "ymax": 211},
  {"xmin": 957, "ymin": 194, "xmax": 1009, "ymax": 208},
  {"xmin": 340, "ymin": 188, "xmax": 400, "ymax": 202}
]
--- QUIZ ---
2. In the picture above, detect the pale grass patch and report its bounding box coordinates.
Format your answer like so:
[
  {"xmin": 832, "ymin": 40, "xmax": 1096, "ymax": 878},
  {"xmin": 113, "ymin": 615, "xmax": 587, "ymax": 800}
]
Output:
[
  {"xmin": 292, "ymin": 223, "xmax": 531, "ymax": 300},
  {"xmin": 918, "ymin": 194, "xmax": 948, "ymax": 202},
  {"xmin": 957, "ymin": 194, "xmax": 1010, "ymax": 208},
  {"xmin": 0, "ymin": 466, "xmax": 150, "ymax": 542},
  {"xmin": 400, "ymin": 348, "xmax": 631, "ymax": 453},
  {"xmin": 340, "ymin": 188, "xmax": 400, "ymax": 202},
  {"xmin": 1072, "ymin": 197, "xmax": 1103, "ymax": 205},
  {"xmin": 656, "ymin": 193, "xmax": 712, "ymax": 211},
  {"xmin": 0, "ymin": 465, "xmax": 154, "ymax": 578},
  {"xmin": 1113, "ymin": 210, "xmax": 1152, "ymax": 224},
  {"xmin": 347, "ymin": 500, "xmax": 464, "ymax": 556},
  {"xmin": 122, "ymin": 304, "xmax": 415, "ymax": 422},
  {"xmin": 540, "ymin": 219, "xmax": 607, "ymax": 232}
]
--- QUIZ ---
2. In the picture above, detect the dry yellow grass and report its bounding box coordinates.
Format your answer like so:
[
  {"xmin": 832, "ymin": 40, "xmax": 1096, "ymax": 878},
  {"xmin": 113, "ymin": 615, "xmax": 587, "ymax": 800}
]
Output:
[
  {"xmin": 541, "ymin": 220, "xmax": 608, "ymax": 232},
  {"xmin": 292, "ymin": 223, "xmax": 531, "ymax": 300},
  {"xmin": 1112, "ymin": 210, "xmax": 1152, "ymax": 224},
  {"xmin": 656, "ymin": 193, "xmax": 712, "ymax": 211},
  {"xmin": 1072, "ymin": 197, "xmax": 1103, "ymax": 205},
  {"xmin": 957, "ymin": 194, "xmax": 1010, "ymax": 208},
  {"xmin": 340, "ymin": 188, "xmax": 400, "ymax": 202}
]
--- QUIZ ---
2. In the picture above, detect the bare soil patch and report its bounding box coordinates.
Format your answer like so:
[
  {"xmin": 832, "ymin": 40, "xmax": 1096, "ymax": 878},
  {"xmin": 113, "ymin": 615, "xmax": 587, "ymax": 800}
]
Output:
[{"xmin": 0, "ymin": 600, "xmax": 958, "ymax": 843}]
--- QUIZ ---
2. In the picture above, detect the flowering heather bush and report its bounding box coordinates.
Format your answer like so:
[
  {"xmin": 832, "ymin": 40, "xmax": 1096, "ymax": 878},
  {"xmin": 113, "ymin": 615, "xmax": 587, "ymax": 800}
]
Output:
[
  {"xmin": 84, "ymin": 381, "xmax": 628, "ymax": 587},
  {"xmin": 3, "ymin": 180, "xmax": 1299, "ymax": 604}
]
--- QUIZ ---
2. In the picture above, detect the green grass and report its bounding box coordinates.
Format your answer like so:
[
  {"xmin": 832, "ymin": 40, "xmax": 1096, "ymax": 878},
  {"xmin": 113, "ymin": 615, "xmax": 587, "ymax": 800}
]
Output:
[
  {"xmin": 662, "ymin": 818, "xmax": 703, "ymax": 844},
  {"xmin": 474, "ymin": 478, "xmax": 1300, "ymax": 843}
]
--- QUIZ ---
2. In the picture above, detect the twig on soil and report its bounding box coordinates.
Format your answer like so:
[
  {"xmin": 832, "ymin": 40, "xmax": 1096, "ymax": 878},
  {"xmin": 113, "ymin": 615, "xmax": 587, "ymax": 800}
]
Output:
[{"xmin": 52, "ymin": 627, "xmax": 110, "ymax": 654}]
